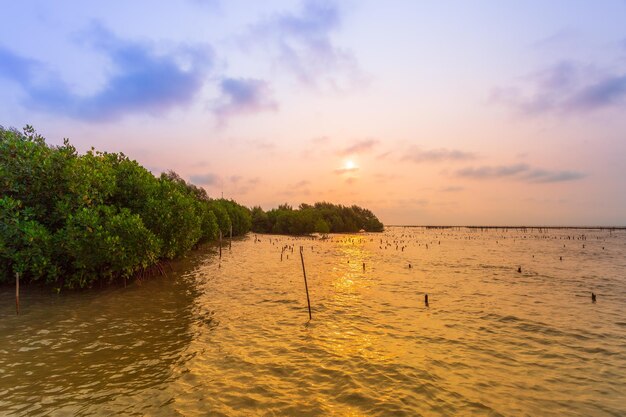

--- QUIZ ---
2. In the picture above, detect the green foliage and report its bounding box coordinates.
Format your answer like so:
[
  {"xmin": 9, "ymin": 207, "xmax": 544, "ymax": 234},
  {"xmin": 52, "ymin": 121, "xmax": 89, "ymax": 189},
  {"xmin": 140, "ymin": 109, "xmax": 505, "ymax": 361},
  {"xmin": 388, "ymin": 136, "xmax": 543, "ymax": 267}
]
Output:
[
  {"xmin": 62, "ymin": 206, "xmax": 161, "ymax": 287},
  {"xmin": 142, "ymin": 176, "xmax": 203, "ymax": 260},
  {"xmin": 0, "ymin": 125, "xmax": 252, "ymax": 288},
  {"xmin": 0, "ymin": 197, "xmax": 57, "ymax": 283},
  {"xmin": 207, "ymin": 201, "xmax": 231, "ymax": 237},
  {"xmin": 251, "ymin": 202, "xmax": 384, "ymax": 235},
  {"xmin": 251, "ymin": 206, "xmax": 270, "ymax": 232},
  {"xmin": 198, "ymin": 207, "xmax": 219, "ymax": 242},
  {"xmin": 220, "ymin": 199, "xmax": 252, "ymax": 236},
  {"xmin": 0, "ymin": 126, "xmax": 78, "ymax": 230},
  {"xmin": 314, "ymin": 218, "xmax": 330, "ymax": 234},
  {"xmin": 107, "ymin": 152, "xmax": 158, "ymax": 213}
]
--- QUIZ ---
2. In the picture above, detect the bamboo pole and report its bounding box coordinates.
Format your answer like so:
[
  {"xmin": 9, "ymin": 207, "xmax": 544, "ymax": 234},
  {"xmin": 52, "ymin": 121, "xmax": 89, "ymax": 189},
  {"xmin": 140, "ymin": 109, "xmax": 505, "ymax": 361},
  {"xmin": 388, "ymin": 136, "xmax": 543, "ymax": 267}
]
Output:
[
  {"xmin": 299, "ymin": 247, "xmax": 312, "ymax": 320},
  {"xmin": 15, "ymin": 272, "xmax": 19, "ymax": 315}
]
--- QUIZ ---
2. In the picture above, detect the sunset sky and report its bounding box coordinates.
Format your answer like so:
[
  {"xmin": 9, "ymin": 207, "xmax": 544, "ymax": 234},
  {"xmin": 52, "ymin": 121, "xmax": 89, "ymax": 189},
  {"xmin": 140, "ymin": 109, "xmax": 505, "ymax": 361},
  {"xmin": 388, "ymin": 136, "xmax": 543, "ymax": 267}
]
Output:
[{"xmin": 2, "ymin": 1, "xmax": 625, "ymax": 225}]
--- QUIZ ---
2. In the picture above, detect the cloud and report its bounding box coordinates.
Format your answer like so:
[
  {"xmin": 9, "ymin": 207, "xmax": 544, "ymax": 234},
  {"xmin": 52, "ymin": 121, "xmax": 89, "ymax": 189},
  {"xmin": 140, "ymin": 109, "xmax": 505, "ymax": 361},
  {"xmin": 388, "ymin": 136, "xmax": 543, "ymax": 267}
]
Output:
[
  {"xmin": 402, "ymin": 147, "xmax": 475, "ymax": 163},
  {"xmin": 213, "ymin": 77, "xmax": 278, "ymax": 125},
  {"xmin": 492, "ymin": 60, "xmax": 626, "ymax": 115},
  {"xmin": 440, "ymin": 186, "xmax": 465, "ymax": 192},
  {"xmin": 455, "ymin": 163, "xmax": 586, "ymax": 183},
  {"xmin": 243, "ymin": 0, "xmax": 362, "ymax": 90},
  {"xmin": 190, "ymin": 173, "xmax": 220, "ymax": 185},
  {"xmin": 0, "ymin": 23, "xmax": 213, "ymax": 121},
  {"xmin": 334, "ymin": 166, "xmax": 358, "ymax": 174},
  {"xmin": 455, "ymin": 163, "xmax": 529, "ymax": 179},
  {"xmin": 572, "ymin": 74, "xmax": 626, "ymax": 110},
  {"xmin": 0, "ymin": 46, "xmax": 39, "ymax": 85},
  {"xmin": 338, "ymin": 138, "xmax": 379, "ymax": 156},
  {"xmin": 522, "ymin": 169, "xmax": 586, "ymax": 183}
]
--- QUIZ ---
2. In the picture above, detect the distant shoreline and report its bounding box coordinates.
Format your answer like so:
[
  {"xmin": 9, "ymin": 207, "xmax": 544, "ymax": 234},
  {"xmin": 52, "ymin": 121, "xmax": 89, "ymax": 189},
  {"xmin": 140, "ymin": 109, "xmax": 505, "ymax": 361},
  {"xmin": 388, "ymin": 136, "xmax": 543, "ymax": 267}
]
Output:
[{"xmin": 387, "ymin": 225, "xmax": 626, "ymax": 230}]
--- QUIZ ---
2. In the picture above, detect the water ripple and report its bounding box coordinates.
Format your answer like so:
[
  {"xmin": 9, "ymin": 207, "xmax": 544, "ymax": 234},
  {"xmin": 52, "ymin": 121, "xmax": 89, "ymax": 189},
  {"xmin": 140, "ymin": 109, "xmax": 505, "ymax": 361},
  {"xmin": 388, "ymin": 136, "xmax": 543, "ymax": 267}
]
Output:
[{"xmin": 1, "ymin": 228, "xmax": 625, "ymax": 416}]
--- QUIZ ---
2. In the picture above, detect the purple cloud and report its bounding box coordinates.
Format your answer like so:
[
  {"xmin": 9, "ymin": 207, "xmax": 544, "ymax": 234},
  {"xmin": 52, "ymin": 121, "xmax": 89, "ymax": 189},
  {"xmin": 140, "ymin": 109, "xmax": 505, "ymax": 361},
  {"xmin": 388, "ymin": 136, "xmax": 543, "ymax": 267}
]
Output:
[
  {"xmin": 455, "ymin": 163, "xmax": 585, "ymax": 183},
  {"xmin": 493, "ymin": 60, "xmax": 626, "ymax": 115},
  {"xmin": 214, "ymin": 77, "xmax": 277, "ymax": 124},
  {"xmin": 402, "ymin": 147, "xmax": 475, "ymax": 163},
  {"xmin": 338, "ymin": 138, "xmax": 379, "ymax": 155},
  {"xmin": 190, "ymin": 173, "xmax": 220, "ymax": 185},
  {"xmin": 244, "ymin": 0, "xmax": 361, "ymax": 90},
  {"xmin": 0, "ymin": 47, "xmax": 38, "ymax": 85},
  {"xmin": 0, "ymin": 23, "xmax": 212, "ymax": 121},
  {"xmin": 523, "ymin": 169, "xmax": 586, "ymax": 183},
  {"xmin": 456, "ymin": 164, "xmax": 529, "ymax": 179}
]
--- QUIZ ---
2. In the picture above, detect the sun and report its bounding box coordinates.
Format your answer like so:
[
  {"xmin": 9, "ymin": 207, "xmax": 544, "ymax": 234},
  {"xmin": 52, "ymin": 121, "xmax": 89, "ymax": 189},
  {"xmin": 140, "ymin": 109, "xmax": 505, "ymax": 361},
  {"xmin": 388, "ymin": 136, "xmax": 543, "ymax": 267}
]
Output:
[{"xmin": 344, "ymin": 159, "xmax": 357, "ymax": 170}]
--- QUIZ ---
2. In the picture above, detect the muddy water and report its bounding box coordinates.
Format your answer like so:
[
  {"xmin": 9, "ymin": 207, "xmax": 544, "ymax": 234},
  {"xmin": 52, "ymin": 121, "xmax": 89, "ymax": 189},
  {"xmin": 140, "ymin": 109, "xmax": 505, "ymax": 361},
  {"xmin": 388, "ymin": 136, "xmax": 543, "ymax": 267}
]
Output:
[{"xmin": 1, "ymin": 227, "xmax": 625, "ymax": 416}]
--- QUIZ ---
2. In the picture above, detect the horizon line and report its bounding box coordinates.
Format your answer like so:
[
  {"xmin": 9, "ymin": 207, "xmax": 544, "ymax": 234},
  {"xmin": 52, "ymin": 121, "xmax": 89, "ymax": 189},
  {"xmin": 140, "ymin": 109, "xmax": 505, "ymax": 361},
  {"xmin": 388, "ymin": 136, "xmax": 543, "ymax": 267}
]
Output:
[{"xmin": 386, "ymin": 225, "xmax": 626, "ymax": 230}]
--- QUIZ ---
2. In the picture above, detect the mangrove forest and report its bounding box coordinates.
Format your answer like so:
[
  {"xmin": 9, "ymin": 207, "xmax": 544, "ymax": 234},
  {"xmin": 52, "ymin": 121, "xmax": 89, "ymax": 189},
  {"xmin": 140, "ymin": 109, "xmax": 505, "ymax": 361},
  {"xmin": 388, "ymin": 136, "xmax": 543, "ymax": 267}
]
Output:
[
  {"xmin": 251, "ymin": 203, "xmax": 384, "ymax": 235},
  {"xmin": 0, "ymin": 126, "xmax": 384, "ymax": 290}
]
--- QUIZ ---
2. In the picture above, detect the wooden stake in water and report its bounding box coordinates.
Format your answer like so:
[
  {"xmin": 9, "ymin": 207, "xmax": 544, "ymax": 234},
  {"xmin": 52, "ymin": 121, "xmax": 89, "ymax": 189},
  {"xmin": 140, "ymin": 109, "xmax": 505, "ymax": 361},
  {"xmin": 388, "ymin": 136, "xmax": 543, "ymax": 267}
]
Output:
[
  {"xmin": 299, "ymin": 247, "xmax": 312, "ymax": 320},
  {"xmin": 16, "ymin": 272, "xmax": 20, "ymax": 315}
]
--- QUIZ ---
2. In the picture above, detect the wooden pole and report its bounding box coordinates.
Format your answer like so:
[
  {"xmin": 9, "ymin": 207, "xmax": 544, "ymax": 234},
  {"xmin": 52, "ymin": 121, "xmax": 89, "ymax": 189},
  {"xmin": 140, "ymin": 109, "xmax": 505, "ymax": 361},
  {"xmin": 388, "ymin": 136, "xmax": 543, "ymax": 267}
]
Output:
[
  {"xmin": 299, "ymin": 247, "xmax": 312, "ymax": 320},
  {"xmin": 15, "ymin": 272, "xmax": 19, "ymax": 315},
  {"xmin": 229, "ymin": 225, "xmax": 232, "ymax": 251},
  {"xmin": 219, "ymin": 230, "xmax": 222, "ymax": 259}
]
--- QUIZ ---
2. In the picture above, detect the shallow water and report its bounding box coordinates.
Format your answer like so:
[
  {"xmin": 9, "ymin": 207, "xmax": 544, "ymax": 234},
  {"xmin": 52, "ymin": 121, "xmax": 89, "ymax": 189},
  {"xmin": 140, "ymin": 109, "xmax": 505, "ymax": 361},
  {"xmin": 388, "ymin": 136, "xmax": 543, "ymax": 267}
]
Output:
[{"xmin": 1, "ymin": 227, "xmax": 625, "ymax": 416}]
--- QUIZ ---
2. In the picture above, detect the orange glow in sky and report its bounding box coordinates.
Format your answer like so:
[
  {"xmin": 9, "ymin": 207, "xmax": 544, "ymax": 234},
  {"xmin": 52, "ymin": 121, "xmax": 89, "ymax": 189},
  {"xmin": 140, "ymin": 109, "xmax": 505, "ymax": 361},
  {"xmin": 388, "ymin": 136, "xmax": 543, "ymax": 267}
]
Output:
[{"xmin": 1, "ymin": 1, "xmax": 625, "ymax": 225}]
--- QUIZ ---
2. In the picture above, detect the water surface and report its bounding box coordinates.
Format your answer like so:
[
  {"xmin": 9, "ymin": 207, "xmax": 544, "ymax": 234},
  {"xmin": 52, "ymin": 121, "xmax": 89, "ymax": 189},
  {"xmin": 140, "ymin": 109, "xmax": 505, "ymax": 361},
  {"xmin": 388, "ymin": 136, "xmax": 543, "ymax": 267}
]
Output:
[{"xmin": 1, "ymin": 227, "xmax": 625, "ymax": 416}]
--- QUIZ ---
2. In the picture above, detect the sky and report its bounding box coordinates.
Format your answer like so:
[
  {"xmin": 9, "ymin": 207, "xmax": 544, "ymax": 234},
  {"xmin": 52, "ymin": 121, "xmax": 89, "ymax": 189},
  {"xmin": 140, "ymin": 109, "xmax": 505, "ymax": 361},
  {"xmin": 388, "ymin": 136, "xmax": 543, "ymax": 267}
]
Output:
[{"xmin": 1, "ymin": 0, "xmax": 626, "ymax": 226}]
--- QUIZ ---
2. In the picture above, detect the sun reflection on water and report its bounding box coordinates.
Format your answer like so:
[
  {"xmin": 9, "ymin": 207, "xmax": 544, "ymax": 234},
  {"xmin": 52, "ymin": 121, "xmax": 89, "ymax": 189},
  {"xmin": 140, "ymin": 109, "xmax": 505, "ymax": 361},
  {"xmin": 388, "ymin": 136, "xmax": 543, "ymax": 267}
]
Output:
[{"xmin": 2, "ymin": 228, "xmax": 625, "ymax": 416}]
